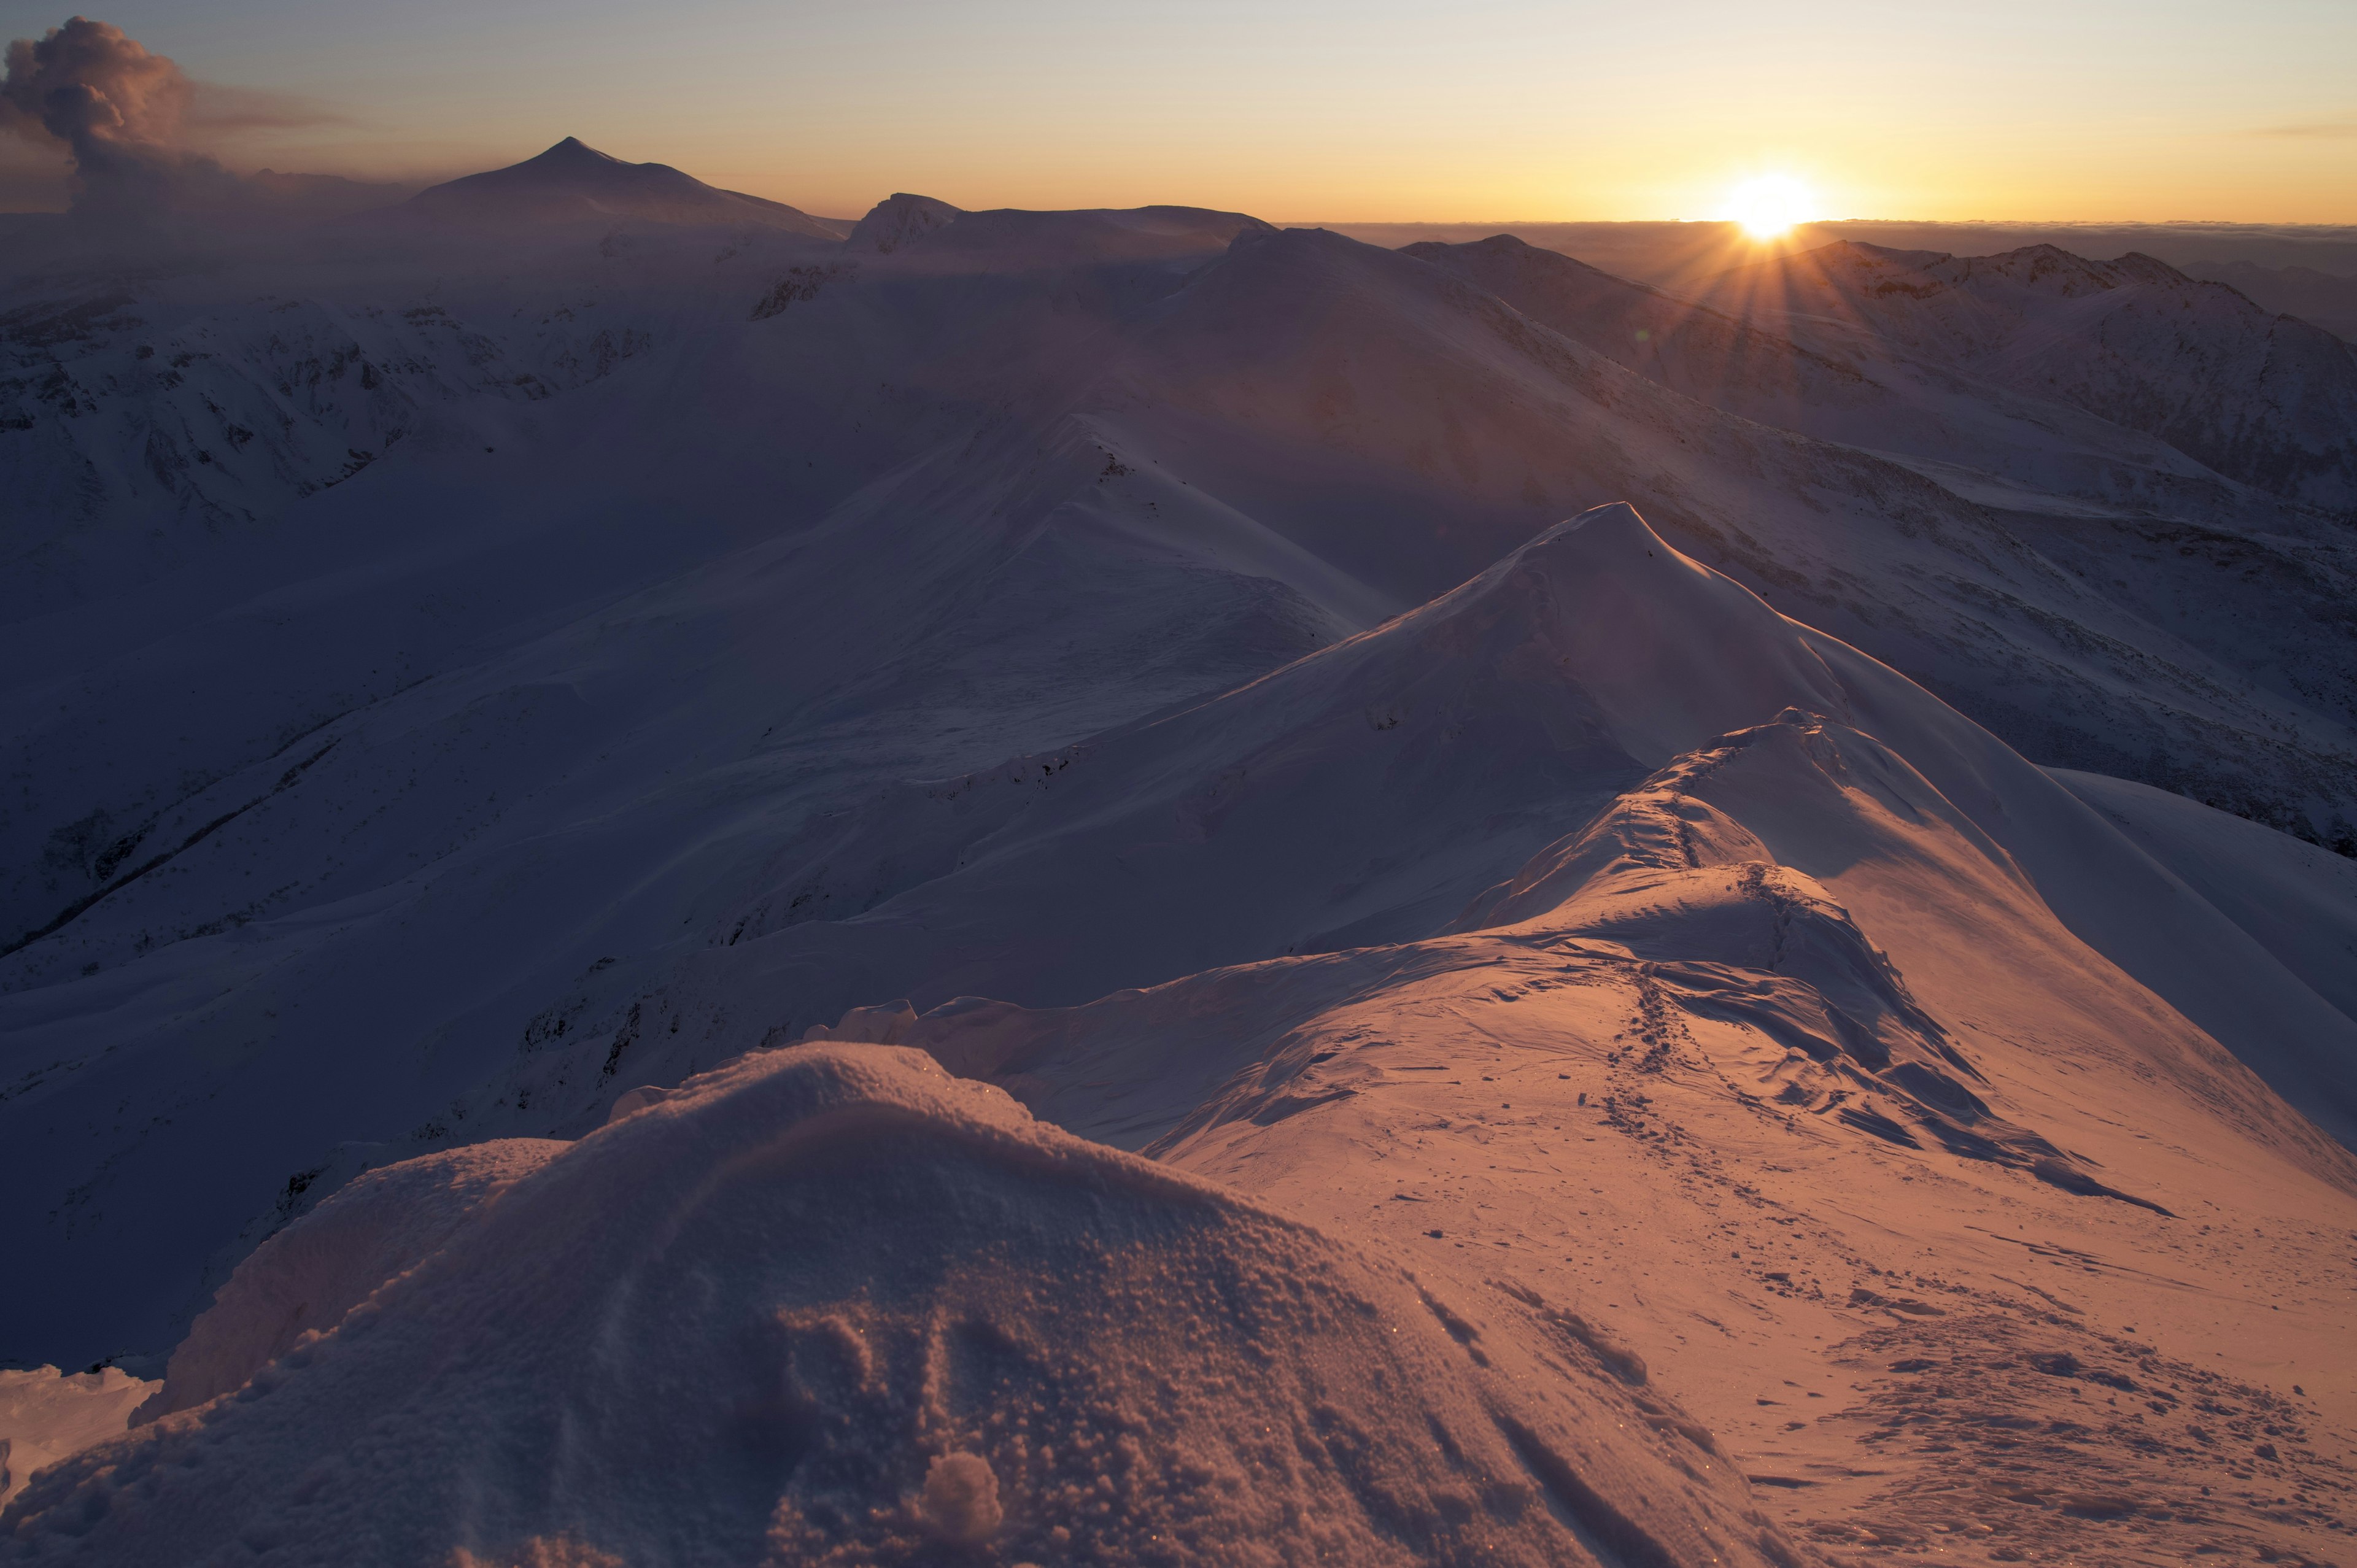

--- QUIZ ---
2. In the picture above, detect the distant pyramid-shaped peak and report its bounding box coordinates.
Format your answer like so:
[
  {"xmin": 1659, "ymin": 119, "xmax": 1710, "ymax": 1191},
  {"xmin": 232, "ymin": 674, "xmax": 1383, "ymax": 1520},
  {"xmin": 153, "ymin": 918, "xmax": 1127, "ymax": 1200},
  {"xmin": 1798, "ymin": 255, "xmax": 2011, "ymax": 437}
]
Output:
[
  {"xmin": 393, "ymin": 137, "xmax": 842, "ymax": 239},
  {"xmin": 527, "ymin": 136, "xmax": 621, "ymax": 165}
]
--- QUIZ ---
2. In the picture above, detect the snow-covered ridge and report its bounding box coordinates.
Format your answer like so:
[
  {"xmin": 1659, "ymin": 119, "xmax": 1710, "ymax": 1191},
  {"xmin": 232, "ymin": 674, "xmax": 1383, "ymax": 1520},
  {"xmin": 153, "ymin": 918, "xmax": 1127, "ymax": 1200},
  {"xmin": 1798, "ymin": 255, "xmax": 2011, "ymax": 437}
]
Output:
[
  {"xmin": 1697, "ymin": 238, "xmax": 2357, "ymax": 515},
  {"xmin": 4, "ymin": 1044, "xmax": 1800, "ymax": 1567},
  {"xmin": 4, "ymin": 150, "xmax": 2357, "ymax": 1564}
]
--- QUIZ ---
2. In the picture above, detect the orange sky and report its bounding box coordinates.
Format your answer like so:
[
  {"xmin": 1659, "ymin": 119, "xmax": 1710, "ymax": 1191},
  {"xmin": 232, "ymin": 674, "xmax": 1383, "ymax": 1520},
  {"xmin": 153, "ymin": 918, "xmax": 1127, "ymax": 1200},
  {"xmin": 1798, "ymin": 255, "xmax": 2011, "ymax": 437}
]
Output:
[{"xmin": 2, "ymin": 0, "xmax": 2353, "ymax": 222}]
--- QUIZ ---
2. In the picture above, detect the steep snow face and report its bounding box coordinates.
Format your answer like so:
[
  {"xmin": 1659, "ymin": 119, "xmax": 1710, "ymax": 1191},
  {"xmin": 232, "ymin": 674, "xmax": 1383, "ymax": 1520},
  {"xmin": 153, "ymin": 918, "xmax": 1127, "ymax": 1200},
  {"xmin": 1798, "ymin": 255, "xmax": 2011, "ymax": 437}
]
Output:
[
  {"xmin": 1455, "ymin": 708, "xmax": 2357, "ymax": 1163},
  {"xmin": 1, "ymin": 1045, "xmax": 1799, "ymax": 1568},
  {"xmin": 128, "ymin": 1138, "xmax": 565, "ymax": 1426},
  {"xmin": 2053, "ymin": 768, "xmax": 2357, "ymax": 1029},
  {"xmin": 1698, "ymin": 241, "xmax": 2357, "ymax": 515},
  {"xmin": 392, "ymin": 138, "xmax": 846, "ymax": 239},
  {"xmin": 843, "ymin": 191, "xmax": 963, "ymax": 253},
  {"xmin": 2184, "ymin": 259, "xmax": 2357, "ymax": 343}
]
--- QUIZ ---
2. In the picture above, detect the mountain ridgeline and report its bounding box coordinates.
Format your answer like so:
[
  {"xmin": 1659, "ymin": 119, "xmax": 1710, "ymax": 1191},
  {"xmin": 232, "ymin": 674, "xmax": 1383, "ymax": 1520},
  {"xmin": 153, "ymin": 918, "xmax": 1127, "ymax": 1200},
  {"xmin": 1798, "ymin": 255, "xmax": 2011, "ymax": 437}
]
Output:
[{"xmin": 4, "ymin": 141, "xmax": 2357, "ymax": 1566}]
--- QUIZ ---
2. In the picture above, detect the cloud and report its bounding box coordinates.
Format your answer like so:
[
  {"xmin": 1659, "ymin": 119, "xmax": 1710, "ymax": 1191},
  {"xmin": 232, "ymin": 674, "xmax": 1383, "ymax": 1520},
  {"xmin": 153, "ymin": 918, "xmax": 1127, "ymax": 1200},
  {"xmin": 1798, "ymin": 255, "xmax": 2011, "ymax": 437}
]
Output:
[
  {"xmin": 2254, "ymin": 117, "xmax": 2357, "ymax": 140},
  {"xmin": 0, "ymin": 132, "xmax": 71, "ymax": 210},
  {"xmin": 184, "ymin": 83, "xmax": 349, "ymax": 138},
  {"xmin": 0, "ymin": 16, "xmax": 192, "ymax": 160},
  {"xmin": 0, "ymin": 17, "xmax": 350, "ymax": 223}
]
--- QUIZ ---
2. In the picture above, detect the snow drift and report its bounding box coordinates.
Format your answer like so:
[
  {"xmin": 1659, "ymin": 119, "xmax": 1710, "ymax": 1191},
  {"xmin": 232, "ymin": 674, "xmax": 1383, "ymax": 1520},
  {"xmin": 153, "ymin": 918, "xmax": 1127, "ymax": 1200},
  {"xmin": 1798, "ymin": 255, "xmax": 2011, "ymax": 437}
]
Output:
[{"xmin": 1, "ymin": 1044, "xmax": 1798, "ymax": 1568}]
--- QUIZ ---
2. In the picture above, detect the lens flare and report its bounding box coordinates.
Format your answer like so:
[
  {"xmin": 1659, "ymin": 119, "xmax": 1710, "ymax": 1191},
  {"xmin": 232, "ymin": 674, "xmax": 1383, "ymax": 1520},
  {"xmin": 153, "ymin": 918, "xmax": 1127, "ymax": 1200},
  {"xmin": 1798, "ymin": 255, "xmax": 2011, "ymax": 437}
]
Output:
[{"xmin": 1722, "ymin": 174, "xmax": 1817, "ymax": 239}]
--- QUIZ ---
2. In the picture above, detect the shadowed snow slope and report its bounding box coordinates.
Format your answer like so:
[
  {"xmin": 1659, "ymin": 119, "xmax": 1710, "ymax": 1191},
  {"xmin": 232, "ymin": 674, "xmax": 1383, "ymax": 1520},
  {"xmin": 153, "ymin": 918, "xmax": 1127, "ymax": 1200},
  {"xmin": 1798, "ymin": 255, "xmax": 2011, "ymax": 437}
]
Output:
[
  {"xmin": 509, "ymin": 506, "xmax": 2357, "ymax": 1159},
  {"xmin": 2052, "ymin": 768, "xmax": 2357, "ymax": 1030},
  {"xmin": 0, "ymin": 1045, "xmax": 1801, "ymax": 1568},
  {"xmin": 646, "ymin": 503, "xmax": 1846, "ymax": 1022},
  {"xmin": 1696, "ymin": 241, "xmax": 2357, "ymax": 515},
  {"xmin": 876, "ymin": 201, "xmax": 1268, "ymax": 265},
  {"xmin": 1405, "ymin": 233, "xmax": 2284, "ymax": 522},
  {"xmin": 1105, "ymin": 225, "xmax": 2357, "ymax": 841},
  {"xmin": 127, "ymin": 1138, "xmax": 566, "ymax": 1426}
]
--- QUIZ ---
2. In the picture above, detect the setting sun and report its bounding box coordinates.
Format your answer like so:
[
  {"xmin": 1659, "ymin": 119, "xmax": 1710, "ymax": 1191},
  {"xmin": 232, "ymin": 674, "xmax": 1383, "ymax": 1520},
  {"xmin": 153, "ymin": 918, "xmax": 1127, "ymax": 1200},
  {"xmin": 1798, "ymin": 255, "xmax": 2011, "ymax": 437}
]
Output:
[{"xmin": 1722, "ymin": 173, "xmax": 1818, "ymax": 238}]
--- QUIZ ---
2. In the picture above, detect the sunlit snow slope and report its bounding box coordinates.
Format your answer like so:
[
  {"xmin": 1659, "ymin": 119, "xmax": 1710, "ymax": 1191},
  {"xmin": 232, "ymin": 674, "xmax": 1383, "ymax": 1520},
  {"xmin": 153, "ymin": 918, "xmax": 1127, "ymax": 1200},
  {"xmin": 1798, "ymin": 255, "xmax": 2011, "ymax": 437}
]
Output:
[{"xmin": 8, "ymin": 1045, "xmax": 1805, "ymax": 1567}]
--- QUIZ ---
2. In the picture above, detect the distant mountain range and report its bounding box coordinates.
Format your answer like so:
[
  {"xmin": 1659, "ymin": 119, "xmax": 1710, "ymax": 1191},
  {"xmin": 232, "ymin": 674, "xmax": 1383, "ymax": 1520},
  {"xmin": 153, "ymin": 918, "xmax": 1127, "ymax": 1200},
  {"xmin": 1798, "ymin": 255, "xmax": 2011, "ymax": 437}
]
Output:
[
  {"xmin": 1690, "ymin": 239, "xmax": 2357, "ymax": 514},
  {"xmin": 1333, "ymin": 218, "xmax": 2357, "ymax": 309},
  {"xmin": 2182, "ymin": 257, "xmax": 2357, "ymax": 341},
  {"xmin": 5, "ymin": 139, "xmax": 2355, "ymax": 1566}
]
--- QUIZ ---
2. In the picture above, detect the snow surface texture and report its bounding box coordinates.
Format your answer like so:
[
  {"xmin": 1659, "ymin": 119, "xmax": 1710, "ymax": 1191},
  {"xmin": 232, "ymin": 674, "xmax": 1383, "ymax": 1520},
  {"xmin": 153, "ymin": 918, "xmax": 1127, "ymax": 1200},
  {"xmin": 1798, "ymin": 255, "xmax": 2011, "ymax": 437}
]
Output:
[
  {"xmin": 2, "ymin": 1044, "xmax": 1803, "ymax": 1568},
  {"xmin": 128, "ymin": 1137, "xmax": 566, "ymax": 1425},
  {"xmin": 0, "ymin": 1370, "xmax": 146, "ymax": 1512},
  {"xmin": 6, "ymin": 142, "xmax": 2357, "ymax": 1563},
  {"xmin": 13, "ymin": 508, "xmax": 2351, "ymax": 1563}
]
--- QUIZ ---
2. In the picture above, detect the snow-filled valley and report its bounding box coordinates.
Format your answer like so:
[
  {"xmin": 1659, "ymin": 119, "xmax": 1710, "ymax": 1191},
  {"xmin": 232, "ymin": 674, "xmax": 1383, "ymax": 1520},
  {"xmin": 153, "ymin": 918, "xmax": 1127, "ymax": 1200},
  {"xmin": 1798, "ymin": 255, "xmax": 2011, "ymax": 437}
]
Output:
[{"xmin": 3, "ymin": 142, "xmax": 2356, "ymax": 1566}]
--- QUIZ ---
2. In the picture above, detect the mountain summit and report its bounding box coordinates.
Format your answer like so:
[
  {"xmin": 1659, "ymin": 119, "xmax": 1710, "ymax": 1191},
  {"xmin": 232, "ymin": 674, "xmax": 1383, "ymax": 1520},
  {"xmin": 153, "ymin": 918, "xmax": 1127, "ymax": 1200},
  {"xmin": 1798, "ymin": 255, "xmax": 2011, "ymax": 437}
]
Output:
[{"xmin": 397, "ymin": 137, "xmax": 845, "ymax": 237}]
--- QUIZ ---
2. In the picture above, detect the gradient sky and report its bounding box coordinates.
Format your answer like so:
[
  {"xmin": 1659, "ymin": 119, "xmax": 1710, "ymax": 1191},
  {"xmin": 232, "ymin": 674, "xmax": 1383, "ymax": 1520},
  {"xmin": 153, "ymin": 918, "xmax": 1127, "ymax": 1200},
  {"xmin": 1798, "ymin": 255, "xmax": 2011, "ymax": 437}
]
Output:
[{"xmin": 2, "ymin": 0, "xmax": 2353, "ymax": 221}]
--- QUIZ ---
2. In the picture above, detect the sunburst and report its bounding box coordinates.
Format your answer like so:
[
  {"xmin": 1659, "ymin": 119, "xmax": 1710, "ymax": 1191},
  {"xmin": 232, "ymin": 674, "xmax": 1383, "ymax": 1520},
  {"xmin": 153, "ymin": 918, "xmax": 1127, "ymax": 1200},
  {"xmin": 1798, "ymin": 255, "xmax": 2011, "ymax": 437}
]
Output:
[{"xmin": 1722, "ymin": 174, "xmax": 1817, "ymax": 239}]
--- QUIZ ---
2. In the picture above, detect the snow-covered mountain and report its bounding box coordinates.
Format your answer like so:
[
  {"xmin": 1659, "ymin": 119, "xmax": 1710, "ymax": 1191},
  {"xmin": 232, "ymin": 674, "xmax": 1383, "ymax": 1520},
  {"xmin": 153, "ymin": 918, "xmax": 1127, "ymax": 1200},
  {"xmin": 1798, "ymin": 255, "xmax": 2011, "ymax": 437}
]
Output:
[
  {"xmin": 4, "ymin": 159, "xmax": 2356, "ymax": 1564},
  {"xmin": 391, "ymin": 137, "xmax": 848, "ymax": 239},
  {"xmin": 2183, "ymin": 258, "xmax": 2357, "ymax": 343},
  {"xmin": 1693, "ymin": 240, "xmax": 2357, "ymax": 516}
]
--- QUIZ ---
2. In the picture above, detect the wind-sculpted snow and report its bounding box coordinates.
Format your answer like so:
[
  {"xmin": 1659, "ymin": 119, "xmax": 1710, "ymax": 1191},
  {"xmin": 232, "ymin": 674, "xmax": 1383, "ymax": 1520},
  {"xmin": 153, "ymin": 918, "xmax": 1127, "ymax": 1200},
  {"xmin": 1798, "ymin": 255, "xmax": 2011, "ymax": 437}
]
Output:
[
  {"xmin": 127, "ymin": 1137, "xmax": 565, "ymax": 1426},
  {"xmin": 0, "ymin": 1369, "xmax": 147, "ymax": 1512},
  {"xmin": 0, "ymin": 1045, "xmax": 1802, "ymax": 1568},
  {"xmin": 775, "ymin": 694, "xmax": 2357, "ymax": 1562}
]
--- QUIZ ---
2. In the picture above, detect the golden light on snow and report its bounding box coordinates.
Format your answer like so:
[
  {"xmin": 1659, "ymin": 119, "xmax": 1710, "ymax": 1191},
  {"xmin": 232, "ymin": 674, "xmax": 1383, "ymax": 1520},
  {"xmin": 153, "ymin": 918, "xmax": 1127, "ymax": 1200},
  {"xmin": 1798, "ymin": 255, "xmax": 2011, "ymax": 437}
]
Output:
[{"xmin": 1721, "ymin": 173, "xmax": 1817, "ymax": 239}]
